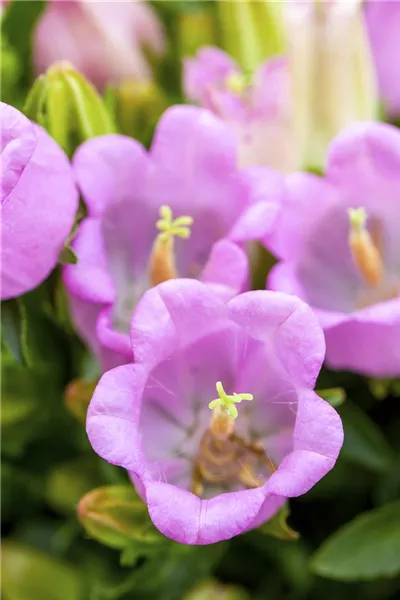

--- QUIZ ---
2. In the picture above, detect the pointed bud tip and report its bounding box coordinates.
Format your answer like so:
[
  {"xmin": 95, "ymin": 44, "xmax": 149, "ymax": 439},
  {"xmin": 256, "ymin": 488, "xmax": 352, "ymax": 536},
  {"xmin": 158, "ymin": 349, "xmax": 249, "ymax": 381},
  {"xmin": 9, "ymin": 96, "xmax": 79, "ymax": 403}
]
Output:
[{"xmin": 47, "ymin": 60, "xmax": 75, "ymax": 77}]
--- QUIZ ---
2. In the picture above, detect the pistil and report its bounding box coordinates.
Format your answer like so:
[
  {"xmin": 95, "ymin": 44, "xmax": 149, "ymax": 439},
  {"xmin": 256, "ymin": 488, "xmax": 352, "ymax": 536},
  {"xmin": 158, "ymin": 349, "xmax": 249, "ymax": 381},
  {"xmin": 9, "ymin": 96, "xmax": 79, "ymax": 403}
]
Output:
[
  {"xmin": 208, "ymin": 381, "xmax": 253, "ymax": 439},
  {"xmin": 348, "ymin": 207, "xmax": 383, "ymax": 286},
  {"xmin": 191, "ymin": 382, "xmax": 276, "ymax": 496},
  {"xmin": 149, "ymin": 205, "xmax": 193, "ymax": 287}
]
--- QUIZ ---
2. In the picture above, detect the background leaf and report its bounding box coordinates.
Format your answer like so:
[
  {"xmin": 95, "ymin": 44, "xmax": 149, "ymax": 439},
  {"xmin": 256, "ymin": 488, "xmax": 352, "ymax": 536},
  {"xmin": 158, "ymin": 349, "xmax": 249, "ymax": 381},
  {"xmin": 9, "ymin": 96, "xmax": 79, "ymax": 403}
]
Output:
[
  {"xmin": 1, "ymin": 299, "xmax": 28, "ymax": 365},
  {"xmin": 340, "ymin": 402, "xmax": 394, "ymax": 472},
  {"xmin": 311, "ymin": 501, "xmax": 400, "ymax": 581},
  {"xmin": 1, "ymin": 0, "xmax": 45, "ymax": 90},
  {"xmin": 1, "ymin": 541, "xmax": 85, "ymax": 600}
]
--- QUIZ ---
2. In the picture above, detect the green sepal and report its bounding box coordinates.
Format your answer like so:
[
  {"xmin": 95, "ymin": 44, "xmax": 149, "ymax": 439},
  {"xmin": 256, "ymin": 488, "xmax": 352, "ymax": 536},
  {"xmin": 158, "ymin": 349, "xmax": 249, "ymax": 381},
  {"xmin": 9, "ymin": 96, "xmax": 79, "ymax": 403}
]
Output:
[{"xmin": 258, "ymin": 503, "xmax": 299, "ymax": 541}]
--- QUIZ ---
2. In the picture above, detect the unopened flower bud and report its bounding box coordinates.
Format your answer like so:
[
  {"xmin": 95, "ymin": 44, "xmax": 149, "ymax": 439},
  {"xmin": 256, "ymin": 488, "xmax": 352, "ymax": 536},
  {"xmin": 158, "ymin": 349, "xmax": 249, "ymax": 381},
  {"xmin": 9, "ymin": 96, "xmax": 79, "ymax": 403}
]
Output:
[
  {"xmin": 285, "ymin": 0, "xmax": 378, "ymax": 169},
  {"xmin": 77, "ymin": 485, "xmax": 163, "ymax": 550},
  {"xmin": 24, "ymin": 61, "xmax": 116, "ymax": 155},
  {"xmin": 216, "ymin": 0, "xmax": 285, "ymax": 72}
]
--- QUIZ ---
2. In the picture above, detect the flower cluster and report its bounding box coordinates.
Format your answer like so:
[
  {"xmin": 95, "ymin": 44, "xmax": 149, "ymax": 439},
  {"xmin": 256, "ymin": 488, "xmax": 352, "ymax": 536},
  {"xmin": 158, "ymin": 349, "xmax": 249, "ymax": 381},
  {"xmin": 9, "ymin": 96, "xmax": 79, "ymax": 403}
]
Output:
[{"xmin": 4, "ymin": 0, "xmax": 400, "ymax": 552}]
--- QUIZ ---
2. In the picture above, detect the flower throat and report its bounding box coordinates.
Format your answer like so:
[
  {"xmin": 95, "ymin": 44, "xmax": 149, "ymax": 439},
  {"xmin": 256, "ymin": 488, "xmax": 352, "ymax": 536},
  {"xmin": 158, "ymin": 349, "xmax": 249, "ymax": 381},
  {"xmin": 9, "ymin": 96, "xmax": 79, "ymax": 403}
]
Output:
[{"xmin": 192, "ymin": 382, "xmax": 276, "ymax": 497}]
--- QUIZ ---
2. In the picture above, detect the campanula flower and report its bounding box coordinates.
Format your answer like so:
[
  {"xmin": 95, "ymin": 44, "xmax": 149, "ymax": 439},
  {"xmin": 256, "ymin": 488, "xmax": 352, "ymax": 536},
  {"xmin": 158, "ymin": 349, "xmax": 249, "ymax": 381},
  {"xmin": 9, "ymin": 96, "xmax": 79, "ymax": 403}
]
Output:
[
  {"xmin": 64, "ymin": 105, "xmax": 283, "ymax": 370},
  {"xmin": 33, "ymin": 0, "xmax": 165, "ymax": 91},
  {"xmin": 365, "ymin": 0, "xmax": 400, "ymax": 118},
  {"xmin": 183, "ymin": 47, "xmax": 296, "ymax": 172},
  {"xmin": 1, "ymin": 102, "xmax": 78, "ymax": 299},
  {"xmin": 86, "ymin": 279, "xmax": 343, "ymax": 545},
  {"xmin": 268, "ymin": 122, "xmax": 400, "ymax": 376}
]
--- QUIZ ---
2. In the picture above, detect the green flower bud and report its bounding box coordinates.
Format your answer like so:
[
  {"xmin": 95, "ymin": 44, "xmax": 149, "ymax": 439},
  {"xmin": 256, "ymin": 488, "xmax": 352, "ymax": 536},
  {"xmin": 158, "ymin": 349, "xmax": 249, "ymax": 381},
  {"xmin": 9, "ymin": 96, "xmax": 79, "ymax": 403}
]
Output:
[
  {"xmin": 216, "ymin": 0, "xmax": 285, "ymax": 72},
  {"xmin": 24, "ymin": 61, "xmax": 116, "ymax": 155},
  {"xmin": 285, "ymin": 0, "xmax": 378, "ymax": 170},
  {"xmin": 77, "ymin": 485, "xmax": 164, "ymax": 551},
  {"xmin": 185, "ymin": 580, "xmax": 250, "ymax": 600},
  {"xmin": 64, "ymin": 379, "xmax": 97, "ymax": 425},
  {"xmin": 178, "ymin": 9, "xmax": 217, "ymax": 57}
]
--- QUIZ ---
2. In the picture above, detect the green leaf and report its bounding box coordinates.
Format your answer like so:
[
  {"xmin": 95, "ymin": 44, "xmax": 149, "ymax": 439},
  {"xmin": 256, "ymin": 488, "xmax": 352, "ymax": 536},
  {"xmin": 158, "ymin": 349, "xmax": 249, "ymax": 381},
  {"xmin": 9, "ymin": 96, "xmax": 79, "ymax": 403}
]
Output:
[
  {"xmin": 1, "ymin": 299, "xmax": 28, "ymax": 365},
  {"xmin": 0, "ymin": 34, "xmax": 21, "ymax": 104},
  {"xmin": 311, "ymin": 501, "xmax": 400, "ymax": 581},
  {"xmin": 1, "ymin": 0, "xmax": 45, "ymax": 86},
  {"xmin": 1, "ymin": 464, "xmax": 40, "ymax": 523},
  {"xmin": 340, "ymin": 402, "xmax": 394, "ymax": 472},
  {"xmin": 45, "ymin": 458, "xmax": 103, "ymax": 516},
  {"xmin": 123, "ymin": 543, "xmax": 226, "ymax": 600},
  {"xmin": 258, "ymin": 503, "xmax": 299, "ymax": 541},
  {"xmin": 317, "ymin": 387, "xmax": 346, "ymax": 408},
  {"xmin": 1, "ymin": 541, "xmax": 84, "ymax": 600}
]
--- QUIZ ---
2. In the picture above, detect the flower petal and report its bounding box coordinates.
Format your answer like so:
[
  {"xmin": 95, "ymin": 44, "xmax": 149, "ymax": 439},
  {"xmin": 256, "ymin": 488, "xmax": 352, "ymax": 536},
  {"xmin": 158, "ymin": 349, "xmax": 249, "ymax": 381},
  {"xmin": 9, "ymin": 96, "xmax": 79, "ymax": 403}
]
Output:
[
  {"xmin": 200, "ymin": 239, "xmax": 249, "ymax": 299},
  {"xmin": 73, "ymin": 134, "xmax": 148, "ymax": 217},
  {"xmin": 145, "ymin": 480, "xmax": 267, "ymax": 545},
  {"xmin": 228, "ymin": 290, "xmax": 326, "ymax": 388},
  {"xmin": 266, "ymin": 390, "xmax": 343, "ymax": 497},
  {"xmin": 130, "ymin": 279, "xmax": 229, "ymax": 369},
  {"xmin": 325, "ymin": 298, "xmax": 400, "ymax": 376},
  {"xmin": 326, "ymin": 121, "xmax": 400, "ymax": 272},
  {"xmin": 183, "ymin": 46, "xmax": 239, "ymax": 109},
  {"xmin": 64, "ymin": 218, "xmax": 115, "ymax": 304},
  {"xmin": 1, "ymin": 110, "xmax": 78, "ymax": 299},
  {"xmin": 87, "ymin": 364, "xmax": 147, "ymax": 473},
  {"xmin": 267, "ymin": 172, "xmax": 339, "ymax": 261}
]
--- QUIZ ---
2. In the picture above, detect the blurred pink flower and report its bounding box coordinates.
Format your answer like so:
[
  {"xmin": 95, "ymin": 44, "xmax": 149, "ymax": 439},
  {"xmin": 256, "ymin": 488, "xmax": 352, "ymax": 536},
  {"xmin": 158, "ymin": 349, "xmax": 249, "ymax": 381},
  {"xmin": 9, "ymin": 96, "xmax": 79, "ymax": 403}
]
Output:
[
  {"xmin": 268, "ymin": 122, "xmax": 400, "ymax": 377},
  {"xmin": 1, "ymin": 102, "xmax": 78, "ymax": 299},
  {"xmin": 365, "ymin": 0, "xmax": 400, "ymax": 118},
  {"xmin": 33, "ymin": 0, "xmax": 165, "ymax": 90},
  {"xmin": 64, "ymin": 105, "xmax": 283, "ymax": 371},
  {"xmin": 183, "ymin": 47, "xmax": 296, "ymax": 172}
]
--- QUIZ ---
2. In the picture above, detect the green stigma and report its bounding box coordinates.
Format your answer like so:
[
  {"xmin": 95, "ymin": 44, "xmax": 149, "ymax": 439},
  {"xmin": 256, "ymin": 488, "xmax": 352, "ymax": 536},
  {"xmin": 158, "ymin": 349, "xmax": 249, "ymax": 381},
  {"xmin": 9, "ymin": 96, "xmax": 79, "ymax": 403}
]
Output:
[
  {"xmin": 156, "ymin": 205, "xmax": 193, "ymax": 243},
  {"xmin": 348, "ymin": 207, "xmax": 367, "ymax": 231},
  {"xmin": 208, "ymin": 381, "xmax": 254, "ymax": 420}
]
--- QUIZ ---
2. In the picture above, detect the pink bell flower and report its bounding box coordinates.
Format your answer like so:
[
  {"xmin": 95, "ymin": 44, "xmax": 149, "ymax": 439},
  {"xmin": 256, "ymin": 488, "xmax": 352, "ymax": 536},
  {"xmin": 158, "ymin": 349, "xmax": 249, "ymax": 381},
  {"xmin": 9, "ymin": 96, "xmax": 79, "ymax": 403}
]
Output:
[
  {"xmin": 268, "ymin": 122, "xmax": 400, "ymax": 376},
  {"xmin": 64, "ymin": 105, "xmax": 283, "ymax": 370},
  {"xmin": 86, "ymin": 279, "xmax": 343, "ymax": 544},
  {"xmin": 1, "ymin": 102, "xmax": 78, "ymax": 299}
]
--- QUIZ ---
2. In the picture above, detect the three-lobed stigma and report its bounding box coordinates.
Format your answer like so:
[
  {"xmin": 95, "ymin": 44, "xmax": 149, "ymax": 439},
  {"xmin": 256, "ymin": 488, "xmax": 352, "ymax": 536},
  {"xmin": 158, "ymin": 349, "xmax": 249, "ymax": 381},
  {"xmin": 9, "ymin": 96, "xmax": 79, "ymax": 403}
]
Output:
[
  {"xmin": 156, "ymin": 205, "xmax": 193, "ymax": 243},
  {"xmin": 149, "ymin": 205, "xmax": 193, "ymax": 286},
  {"xmin": 209, "ymin": 381, "xmax": 253, "ymax": 420}
]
